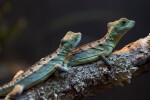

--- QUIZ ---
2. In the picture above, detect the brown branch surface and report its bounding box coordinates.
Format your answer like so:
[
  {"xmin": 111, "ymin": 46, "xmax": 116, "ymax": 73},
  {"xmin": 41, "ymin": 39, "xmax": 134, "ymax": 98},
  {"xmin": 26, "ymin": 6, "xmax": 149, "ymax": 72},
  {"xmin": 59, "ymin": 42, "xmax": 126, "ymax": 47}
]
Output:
[{"xmin": 16, "ymin": 34, "xmax": 150, "ymax": 100}]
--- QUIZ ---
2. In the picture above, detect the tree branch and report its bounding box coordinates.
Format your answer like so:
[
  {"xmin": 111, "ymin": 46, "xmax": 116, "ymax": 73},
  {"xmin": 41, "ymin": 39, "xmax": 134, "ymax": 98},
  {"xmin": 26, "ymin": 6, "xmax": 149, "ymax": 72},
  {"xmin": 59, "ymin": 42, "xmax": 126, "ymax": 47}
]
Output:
[{"xmin": 16, "ymin": 33, "xmax": 150, "ymax": 100}]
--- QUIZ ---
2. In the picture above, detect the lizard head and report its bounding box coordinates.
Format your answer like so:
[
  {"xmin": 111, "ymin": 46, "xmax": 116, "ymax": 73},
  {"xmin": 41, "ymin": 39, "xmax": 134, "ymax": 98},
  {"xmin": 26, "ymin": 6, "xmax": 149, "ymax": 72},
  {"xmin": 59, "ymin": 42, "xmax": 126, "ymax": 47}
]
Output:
[
  {"xmin": 107, "ymin": 18, "xmax": 135, "ymax": 37},
  {"xmin": 60, "ymin": 31, "xmax": 82, "ymax": 51}
]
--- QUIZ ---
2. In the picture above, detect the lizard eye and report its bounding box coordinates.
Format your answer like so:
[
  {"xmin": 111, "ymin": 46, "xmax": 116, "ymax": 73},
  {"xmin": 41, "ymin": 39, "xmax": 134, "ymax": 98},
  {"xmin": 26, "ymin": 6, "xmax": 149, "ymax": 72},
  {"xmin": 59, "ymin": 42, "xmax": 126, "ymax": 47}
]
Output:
[{"xmin": 121, "ymin": 20, "xmax": 126, "ymax": 26}]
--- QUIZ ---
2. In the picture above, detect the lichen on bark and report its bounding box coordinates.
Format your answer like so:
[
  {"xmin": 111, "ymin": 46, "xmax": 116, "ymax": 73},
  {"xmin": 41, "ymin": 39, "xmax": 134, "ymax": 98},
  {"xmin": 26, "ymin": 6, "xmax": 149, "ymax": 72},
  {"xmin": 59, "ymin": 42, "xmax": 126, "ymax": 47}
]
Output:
[{"xmin": 15, "ymin": 33, "xmax": 150, "ymax": 100}]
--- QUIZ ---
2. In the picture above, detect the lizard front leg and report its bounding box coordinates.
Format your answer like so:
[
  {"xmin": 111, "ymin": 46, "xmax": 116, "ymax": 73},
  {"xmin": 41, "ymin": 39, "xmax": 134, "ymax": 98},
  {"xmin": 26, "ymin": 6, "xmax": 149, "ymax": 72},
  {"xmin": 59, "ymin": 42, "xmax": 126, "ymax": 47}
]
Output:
[
  {"xmin": 5, "ymin": 85, "xmax": 24, "ymax": 100},
  {"xmin": 54, "ymin": 64, "xmax": 70, "ymax": 72},
  {"xmin": 54, "ymin": 64, "xmax": 70, "ymax": 78},
  {"xmin": 98, "ymin": 51, "xmax": 114, "ymax": 77},
  {"xmin": 98, "ymin": 51, "xmax": 113, "ymax": 69}
]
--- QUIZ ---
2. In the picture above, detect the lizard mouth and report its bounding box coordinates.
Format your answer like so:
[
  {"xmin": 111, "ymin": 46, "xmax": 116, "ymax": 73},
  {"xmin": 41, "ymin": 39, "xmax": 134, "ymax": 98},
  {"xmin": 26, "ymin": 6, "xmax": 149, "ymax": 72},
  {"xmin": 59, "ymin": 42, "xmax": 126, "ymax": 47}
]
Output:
[{"xmin": 127, "ymin": 20, "xmax": 135, "ymax": 28}]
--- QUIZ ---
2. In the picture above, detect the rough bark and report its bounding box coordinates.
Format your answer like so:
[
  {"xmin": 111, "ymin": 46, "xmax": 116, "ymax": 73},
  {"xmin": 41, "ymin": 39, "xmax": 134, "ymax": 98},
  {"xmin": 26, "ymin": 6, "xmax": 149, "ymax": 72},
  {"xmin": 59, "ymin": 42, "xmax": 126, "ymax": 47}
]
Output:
[{"xmin": 15, "ymin": 34, "xmax": 150, "ymax": 100}]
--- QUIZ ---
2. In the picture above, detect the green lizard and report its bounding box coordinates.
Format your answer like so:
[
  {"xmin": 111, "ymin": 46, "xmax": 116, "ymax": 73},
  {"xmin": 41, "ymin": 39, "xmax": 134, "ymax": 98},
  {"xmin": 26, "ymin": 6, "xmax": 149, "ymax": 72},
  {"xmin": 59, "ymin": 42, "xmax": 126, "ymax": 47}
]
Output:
[
  {"xmin": 0, "ymin": 31, "xmax": 82, "ymax": 100},
  {"xmin": 65, "ymin": 18, "xmax": 135, "ymax": 70}
]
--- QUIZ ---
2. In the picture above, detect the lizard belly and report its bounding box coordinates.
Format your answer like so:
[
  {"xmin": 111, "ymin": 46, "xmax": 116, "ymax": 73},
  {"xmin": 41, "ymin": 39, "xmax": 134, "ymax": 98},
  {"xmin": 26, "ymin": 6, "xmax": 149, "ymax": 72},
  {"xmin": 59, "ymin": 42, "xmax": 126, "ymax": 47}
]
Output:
[
  {"xmin": 69, "ymin": 54, "xmax": 100, "ymax": 66},
  {"xmin": 68, "ymin": 48, "xmax": 103, "ymax": 66}
]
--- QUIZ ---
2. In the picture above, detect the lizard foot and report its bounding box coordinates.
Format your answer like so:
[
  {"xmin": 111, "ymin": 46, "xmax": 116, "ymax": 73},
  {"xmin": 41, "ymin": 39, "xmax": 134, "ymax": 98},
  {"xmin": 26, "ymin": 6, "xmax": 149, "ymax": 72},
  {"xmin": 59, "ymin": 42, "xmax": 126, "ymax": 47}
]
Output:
[{"xmin": 5, "ymin": 84, "xmax": 24, "ymax": 100}]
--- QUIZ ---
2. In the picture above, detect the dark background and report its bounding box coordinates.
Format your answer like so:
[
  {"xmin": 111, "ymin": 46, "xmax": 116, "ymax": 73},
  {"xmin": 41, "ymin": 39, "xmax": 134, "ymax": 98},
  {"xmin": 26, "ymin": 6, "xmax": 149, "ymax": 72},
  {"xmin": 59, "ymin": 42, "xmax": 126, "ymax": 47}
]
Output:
[{"xmin": 0, "ymin": 0, "xmax": 150, "ymax": 100}]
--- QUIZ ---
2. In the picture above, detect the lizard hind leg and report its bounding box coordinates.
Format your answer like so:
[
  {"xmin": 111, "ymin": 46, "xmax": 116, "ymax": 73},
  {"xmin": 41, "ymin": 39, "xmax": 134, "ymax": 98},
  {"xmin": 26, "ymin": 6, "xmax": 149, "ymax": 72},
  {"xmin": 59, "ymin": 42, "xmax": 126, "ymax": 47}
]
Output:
[
  {"xmin": 5, "ymin": 84, "xmax": 24, "ymax": 100},
  {"xmin": 13, "ymin": 70, "xmax": 24, "ymax": 79}
]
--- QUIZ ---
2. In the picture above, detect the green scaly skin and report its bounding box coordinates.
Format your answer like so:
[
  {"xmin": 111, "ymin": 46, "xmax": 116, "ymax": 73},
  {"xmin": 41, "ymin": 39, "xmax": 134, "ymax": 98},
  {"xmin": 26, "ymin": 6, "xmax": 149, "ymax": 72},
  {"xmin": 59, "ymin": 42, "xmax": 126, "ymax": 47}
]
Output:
[
  {"xmin": 0, "ymin": 31, "xmax": 82, "ymax": 99},
  {"xmin": 65, "ymin": 18, "xmax": 135, "ymax": 68}
]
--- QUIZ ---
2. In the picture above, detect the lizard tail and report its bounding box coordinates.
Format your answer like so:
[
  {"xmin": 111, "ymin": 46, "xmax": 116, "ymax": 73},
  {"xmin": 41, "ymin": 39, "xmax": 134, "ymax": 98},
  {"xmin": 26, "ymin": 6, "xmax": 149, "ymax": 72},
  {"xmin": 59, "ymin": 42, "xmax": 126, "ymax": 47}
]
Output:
[{"xmin": 0, "ymin": 83, "xmax": 13, "ymax": 96}]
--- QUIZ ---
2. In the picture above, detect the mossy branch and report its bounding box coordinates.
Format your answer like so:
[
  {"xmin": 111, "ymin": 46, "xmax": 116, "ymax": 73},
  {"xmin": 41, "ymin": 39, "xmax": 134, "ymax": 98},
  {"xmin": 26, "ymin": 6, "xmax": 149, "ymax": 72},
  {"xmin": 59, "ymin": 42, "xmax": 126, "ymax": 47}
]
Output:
[{"xmin": 16, "ymin": 34, "xmax": 150, "ymax": 100}]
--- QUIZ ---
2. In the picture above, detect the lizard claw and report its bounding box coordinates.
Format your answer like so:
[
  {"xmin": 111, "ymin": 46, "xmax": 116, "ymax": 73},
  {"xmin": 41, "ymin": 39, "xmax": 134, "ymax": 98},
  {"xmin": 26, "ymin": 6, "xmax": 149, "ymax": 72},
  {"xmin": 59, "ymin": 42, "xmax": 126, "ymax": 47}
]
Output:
[{"xmin": 59, "ymin": 67, "xmax": 72, "ymax": 78}]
